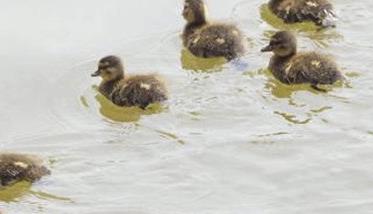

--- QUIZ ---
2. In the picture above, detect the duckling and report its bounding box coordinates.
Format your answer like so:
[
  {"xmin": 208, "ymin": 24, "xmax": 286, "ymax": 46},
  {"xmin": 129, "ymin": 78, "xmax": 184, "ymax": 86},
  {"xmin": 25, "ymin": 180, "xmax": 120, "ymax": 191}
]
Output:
[
  {"xmin": 268, "ymin": 0, "xmax": 337, "ymax": 27},
  {"xmin": 0, "ymin": 153, "xmax": 50, "ymax": 187},
  {"xmin": 91, "ymin": 56, "xmax": 168, "ymax": 109},
  {"xmin": 261, "ymin": 31, "xmax": 342, "ymax": 91},
  {"xmin": 182, "ymin": 0, "xmax": 247, "ymax": 60}
]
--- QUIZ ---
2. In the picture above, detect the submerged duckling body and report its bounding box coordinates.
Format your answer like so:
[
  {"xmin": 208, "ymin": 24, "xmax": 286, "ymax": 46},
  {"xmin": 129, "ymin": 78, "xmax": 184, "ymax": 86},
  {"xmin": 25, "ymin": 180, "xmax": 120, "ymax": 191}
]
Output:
[
  {"xmin": 268, "ymin": 0, "xmax": 336, "ymax": 27},
  {"xmin": 261, "ymin": 31, "xmax": 342, "ymax": 90},
  {"xmin": 92, "ymin": 56, "xmax": 168, "ymax": 109},
  {"xmin": 182, "ymin": 0, "xmax": 247, "ymax": 60},
  {"xmin": 0, "ymin": 153, "xmax": 50, "ymax": 187}
]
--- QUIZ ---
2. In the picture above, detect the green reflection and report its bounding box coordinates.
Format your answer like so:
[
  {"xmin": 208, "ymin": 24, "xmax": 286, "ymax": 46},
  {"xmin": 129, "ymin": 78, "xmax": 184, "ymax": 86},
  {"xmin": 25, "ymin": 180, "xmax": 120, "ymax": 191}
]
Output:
[
  {"xmin": 80, "ymin": 95, "xmax": 89, "ymax": 108},
  {"xmin": 29, "ymin": 190, "xmax": 73, "ymax": 203},
  {"xmin": 262, "ymin": 68, "xmax": 345, "ymax": 99},
  {"xmin": 310, "ymin": 106, "xmax": 333, "ymax": 113},
  {"xmin": 0, "ymin": 181, "xmax": 32, "ymax": 202},
  {"xmin": 95, "ymin": 93, "xmax": 164, "ymax": 123},
  {"xmin": 274, "ymin": 111, "xmax": 312, "ymax": 125},
  {"xmin": 260, "ymin": 4, "xmax": 319, "ymax": 32},
  {"xmin": 259, "ymin": 69, "xmax": 343, "ymax": 125},
  {"xmin": 256, "ymin": 132, "xmax": 289, "ymax": 138},
  {"xmin": 180, "ymin": 49, "xmax": 226, "ymax": 72},
  {"xmin": 263, "ymin": 69, "xmax": 318, "ymax": 99},
  {"xmin": 156, "ymin": 130, "xmax": 186, "ymax": 145}
]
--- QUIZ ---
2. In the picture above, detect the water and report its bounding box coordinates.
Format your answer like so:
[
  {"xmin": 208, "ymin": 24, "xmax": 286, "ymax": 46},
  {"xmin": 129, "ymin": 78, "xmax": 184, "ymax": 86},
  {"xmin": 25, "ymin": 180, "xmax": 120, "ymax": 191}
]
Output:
[{"xmin": 1, "ymin": 0, "xmax": 373, "ymax": 213}]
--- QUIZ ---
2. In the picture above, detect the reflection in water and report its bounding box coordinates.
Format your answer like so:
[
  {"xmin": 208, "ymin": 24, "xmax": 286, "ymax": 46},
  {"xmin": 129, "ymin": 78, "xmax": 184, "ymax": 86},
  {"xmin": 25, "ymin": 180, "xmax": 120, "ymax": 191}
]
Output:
[
  {"xmin": 0, "ymin": 182, "xmax": 32, "ymax": 202},
  {"xmin": 155, "ymin": 130, "xmax": 186, "ymax": 145},
  {"xmin": 274, "ymin": 111, "xmax": 312, "ymax": 125},
  {"xmin": 256, "ymin": 132, "xmax": 289, "ymax": 138},
  {"xmin": 29, "ymin": 190, "xmax": 73, "ymax": 203},
  {"xmin": 80, "ymin": 96, "xmax": 90, "ymax": 108},
  {"xmin": 93, "ymin": 93, "xmax": 165, "ymax": 123},
  {"xmin": 259, "ymin": 69, "xmax": 339, "ymax": 125},
  {"xmin": 263, "ymin": 68, "xmax": 345, "ymax": 99},
  {"xmin": 0, "ymin": 182, "xmax": 72, "ymax": 204},
  {"xmin": 180, "ymin": 49, "xmax": 227, "ymax": 72},
  {"xmin": 263, "ymin": 70, "xmax": 320, "ymax": 99}
]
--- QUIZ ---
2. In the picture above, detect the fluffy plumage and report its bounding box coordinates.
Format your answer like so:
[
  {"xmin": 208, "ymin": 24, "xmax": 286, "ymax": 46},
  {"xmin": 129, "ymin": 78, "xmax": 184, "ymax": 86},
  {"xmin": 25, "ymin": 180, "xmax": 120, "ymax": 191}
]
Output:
[
  {"xmin": 268, "ymin": 0, "xmax": 337, "ymax": 27},
  {"xmin": 0, "ymin": 153, "xmax": 50, "ymax": 187},
  {"xmin": 182, "ymin": 0, "xmax": 247, "ymax": 60},
  {"xmin": 261, "ymin": 31, "xmax": 342, "ymax": 90},
  {"xmin": 92, "ymin": 56, "xmax": 168, "ymax": 109}
]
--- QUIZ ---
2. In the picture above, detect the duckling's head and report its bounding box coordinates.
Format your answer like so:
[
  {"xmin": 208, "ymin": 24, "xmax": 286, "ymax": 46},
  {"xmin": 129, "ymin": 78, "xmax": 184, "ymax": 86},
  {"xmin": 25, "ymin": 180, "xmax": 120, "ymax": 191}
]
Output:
[
  {"xmin": 91, "ymin": 55, "xmax": 124, "ymax": 81},
  {"xmin": 261, "ymin": 31, "xmax": 297, "ymax": 57},
  {"xmin": 183, "ymin": 0, "xmax": 207, "ymax": 25}
]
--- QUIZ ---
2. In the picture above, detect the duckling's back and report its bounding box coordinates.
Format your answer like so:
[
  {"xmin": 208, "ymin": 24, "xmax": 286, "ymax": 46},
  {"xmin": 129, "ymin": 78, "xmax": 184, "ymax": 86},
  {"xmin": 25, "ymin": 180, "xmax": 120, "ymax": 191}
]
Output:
[
  {"xmin": 185, "ymin": 23, "xmax": 246, "ymax": 60},
  {"xmin": 0, "ymin": 153, "xmax": 50, "ymax": 186},
  {"xmin": 283, "ymin": 52, "xmax": 342, "ymax": 85},
  {"xmin": 269, "ymin": 0, "xmax": 336, "ymax": 27},
  {"xmin": 111, "ymin": 75, "xmax": 168, "ymax": 109}
]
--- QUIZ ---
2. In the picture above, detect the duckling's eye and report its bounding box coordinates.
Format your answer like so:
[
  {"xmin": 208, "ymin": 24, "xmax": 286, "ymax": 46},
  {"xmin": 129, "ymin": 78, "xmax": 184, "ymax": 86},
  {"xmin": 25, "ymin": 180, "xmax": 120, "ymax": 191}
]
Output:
[
  {"xmin": 270, "ymin": 40, "xmax": 281, "ymax": 46},
  {"xmin": 99, "ymin": 65, "xmax": 110, "ymax": 70}
]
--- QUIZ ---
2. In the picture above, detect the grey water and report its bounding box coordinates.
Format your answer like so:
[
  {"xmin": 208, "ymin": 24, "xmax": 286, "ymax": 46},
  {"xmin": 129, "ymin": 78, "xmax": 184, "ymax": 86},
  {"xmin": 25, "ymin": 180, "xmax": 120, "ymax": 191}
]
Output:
[{"xmin": 1, "ymin": 0, "xmax": 373, "ymax": 213}]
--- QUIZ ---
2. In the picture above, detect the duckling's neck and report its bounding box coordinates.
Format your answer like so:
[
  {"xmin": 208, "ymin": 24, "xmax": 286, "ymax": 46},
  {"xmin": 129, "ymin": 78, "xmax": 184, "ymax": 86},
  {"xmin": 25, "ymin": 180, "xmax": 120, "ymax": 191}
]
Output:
[
  {"xmin": 270, "ymin": 54, "xmax": 296, "ymax": 83},
  {"xmin": 183, "ymin": 20, "xmax": 207, "ymax": 45},
  {"xmin": 269, "ymin": 0, "xmax": 280, "ymax": 6},
  {"xmin": 99, "ymin": 78, "xmax": 122, "ymax": 99},
  {"xmin": 186, "ymin": 19, "xmax": 207, "ymax": 30}
]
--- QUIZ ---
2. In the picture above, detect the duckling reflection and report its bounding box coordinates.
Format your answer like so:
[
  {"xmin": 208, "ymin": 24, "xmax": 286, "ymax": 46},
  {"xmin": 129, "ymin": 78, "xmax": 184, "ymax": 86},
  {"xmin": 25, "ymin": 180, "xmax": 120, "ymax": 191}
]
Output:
[
  {"xmin": 91, "ymin": 56, "xmax": 168, "ymax": 110},
  {"xmin": 0, "ymin": 181, "xmax": 73, "ymax": 203},
  {"xmin": 261, "ymin": 31, "xmax": 343, "ymax": 92},
  {"xmin": 94, "ymin": 92, "xmax": 164, "ymax": 123},
  {"xmin": 267, "ymin": 0, "xmax": 337, "ymax": 27},
  {"xmin": 0, "ymin": 181, "xmax": 31, "ymax": 202},
  {"xmin": 0, "ymin": 153, "xmax": 50, "ymax": 188},
  {"xmin": 182, "ymin": 0, "xmax": 247, "ymax": 61},
  {"xmin": 264, "ymin": 69, "xmax": 316, "ymax": 99},
  {"xmin": 261, "ymin": 69, "xmax": 335, "ymax": 125},
  {"xmin": 180, "ymin": 49, "xmax": 226, "ymax": 72}
]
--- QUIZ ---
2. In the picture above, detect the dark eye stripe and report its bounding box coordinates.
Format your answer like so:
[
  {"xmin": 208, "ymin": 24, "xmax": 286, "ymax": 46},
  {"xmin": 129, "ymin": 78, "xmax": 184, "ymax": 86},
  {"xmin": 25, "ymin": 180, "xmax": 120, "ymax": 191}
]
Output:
[
  {"xmin": 99, "ymin": 65, "xmax": 111, "ymax": 69},
  {"xmin": 270, "ymin": 40, "xmax": 281, "ymax": 45}
]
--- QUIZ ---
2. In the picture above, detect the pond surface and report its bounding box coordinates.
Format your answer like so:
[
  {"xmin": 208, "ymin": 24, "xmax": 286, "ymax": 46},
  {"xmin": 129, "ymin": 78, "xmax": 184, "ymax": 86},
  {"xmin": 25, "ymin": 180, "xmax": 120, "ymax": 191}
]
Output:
[{"xmin": 1, "ymin": 0, "xmax": 373, "ymax": 213}]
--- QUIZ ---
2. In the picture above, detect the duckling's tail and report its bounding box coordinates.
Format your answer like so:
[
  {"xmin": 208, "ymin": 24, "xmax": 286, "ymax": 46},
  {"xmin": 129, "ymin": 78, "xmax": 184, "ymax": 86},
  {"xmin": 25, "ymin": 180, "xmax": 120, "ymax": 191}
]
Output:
[{"xmin": 320, "ymin": 7, "xmax": 337, "ymax": 28}]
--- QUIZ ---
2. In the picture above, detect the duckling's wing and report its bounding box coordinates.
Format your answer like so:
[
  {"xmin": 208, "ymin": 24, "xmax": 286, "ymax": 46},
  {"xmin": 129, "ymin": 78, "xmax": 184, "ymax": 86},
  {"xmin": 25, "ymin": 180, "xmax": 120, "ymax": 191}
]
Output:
[
  {"xmin": 188, "ymin": 24, "xmax": 245, "ymax": 59},
  {"xmin": 289, "ymin": 53, "xmax": 340, "ymax": 84},
  {"xmin": 0, "ymin": 162, "xmax": 27, "ymax": 185},
  {"xmin": 116, "ymin": 76, "xmax": 167, "ymax": 109},
  {"xmin": 300, "ymin": 0, "xmax": 336, "ymax": 27},
  {"xmin": 272, "ymin": 0, "xmax": 336, "ymax": 26},
  {"xmin": 0, "ymin": 154, "xmax": 49, "ymax": 185}
]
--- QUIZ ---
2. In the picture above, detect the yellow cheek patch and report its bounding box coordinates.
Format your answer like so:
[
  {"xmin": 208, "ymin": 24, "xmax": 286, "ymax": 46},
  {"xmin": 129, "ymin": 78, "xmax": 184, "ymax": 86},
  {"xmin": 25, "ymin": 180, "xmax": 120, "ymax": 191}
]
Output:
[
  {"xmin": 13, "ymin": 161, "xmax": 28, "ymax": 169},
  {"xmin": 285, "ymin": 5, "xmax": 291, "ymax": 14},
  {"xmin": 311, "ymin": 60, "xmax": 321, "ymax": 68},
  {"xmin": 193, "ymin": 35, "xmax": 201, "ymax": 44},
  {"xmin": 216, "ymin": 38, "xmax": 225, "ymax": 44},
  {"xmin": 285, "ymin": 63, "xmax": 293, "ymax": 74},
  {"xmin": 140, "ymin": 83, "xmax": 151, "ymax": 90},
  {"xmin": 306, "ymin": 1, "xmax": 318, "ymax": 7}
]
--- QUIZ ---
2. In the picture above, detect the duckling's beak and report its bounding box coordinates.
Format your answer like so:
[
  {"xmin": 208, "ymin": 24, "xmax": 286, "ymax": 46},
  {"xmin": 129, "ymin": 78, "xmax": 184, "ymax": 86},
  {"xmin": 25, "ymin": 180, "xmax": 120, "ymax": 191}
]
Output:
[
  {"xmin": 91, "ymin": 70, "xmax": 101, "ymax": 77},
  {"xmin": 261, "ymin": 45, "xmax": 273, "ymax": 52}
]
